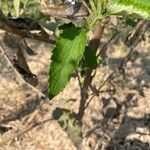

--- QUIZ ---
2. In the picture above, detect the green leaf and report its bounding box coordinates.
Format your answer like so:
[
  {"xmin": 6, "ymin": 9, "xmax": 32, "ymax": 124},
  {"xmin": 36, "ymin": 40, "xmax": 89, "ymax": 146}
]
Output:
[
  {"xmin": 48, "ymin": 27, "xmax": 86, "ymax": 99},
  {"xmin": 106, "ymin": 0, "xmax": 150, "ymax": 20},
  {"xmin": 126, "ymin": 18, "xmax": 137, "ymax": 28},
  {"xmin": 13, "ymin": 0, "xmax": 20, "ymax": 17},
  {"xmin": 81, "ymin": 46, "xmax": 97, "ymax": 68},
  {"xmin": 58, "ymin": 22, "xmax": 75, "ymax": 31},
  {"xmin": 57, "ymin": 23, "xmax": 75, "ymax": 37}
]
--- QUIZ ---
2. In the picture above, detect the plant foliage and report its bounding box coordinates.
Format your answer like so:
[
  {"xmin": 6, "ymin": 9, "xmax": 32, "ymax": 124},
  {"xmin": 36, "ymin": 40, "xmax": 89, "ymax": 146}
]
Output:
[
  {"xmin": 1, "ymin": 0, "xmax": 150, "ymax": 100},
  {"xmin": 48, "ymin": 26, "xmax": 86, "ymax": 99},
  {"xmin": 107, "ymin": 0, "xmax": 150, "ymax": 19}
]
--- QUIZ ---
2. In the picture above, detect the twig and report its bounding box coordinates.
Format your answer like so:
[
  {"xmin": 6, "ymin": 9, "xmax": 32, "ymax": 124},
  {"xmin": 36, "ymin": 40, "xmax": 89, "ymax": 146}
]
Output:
[
  {"xmin": 82, "ymin": 0, "xmax": 92, "ymax": 15},
  {"xmin": 3, "ymin": 117, "xmax": 53, "ymax": 145},
  {"xmin": 0, "ymin": 10, "xmax": 56, "ymax": 44},
  {"xmin": 84, "ymin": 72, "xmax": 114, "ymax": 109},
  {"xmin": 76, "ymin": 70, "xmax": 82, "ymax": 91},
  {"xmin": 77, "ymin": 18, "xmax": 109, "ymax": 122},
  {"xmin": 16, "ymin": 117, "xmax": 53, "ymax": 140},
  {"xmin": 124, "ymin": 20, "xmax": 146, "ymax": 47},
  {"xmin": 119, "ymin": 21, "xmax": 146, "ymax": 69},
  {"xmin": 84, "ymin": 20, "xmax": 147, "ymax": 110},
  {"xmin": 96, "ymin": 31, "xmax": 118, "ymax": 58}
]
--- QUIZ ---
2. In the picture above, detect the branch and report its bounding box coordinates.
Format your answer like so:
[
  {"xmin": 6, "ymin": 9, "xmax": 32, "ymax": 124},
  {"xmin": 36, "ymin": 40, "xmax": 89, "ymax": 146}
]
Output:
[
  {"xmin": 84, "ymin": 20, "xmax": 147, "ymax": 110},
  {"xmin": 77, "ymin": 18, "xmax": 110, "ymax": 122},
  {"xmin": 0, "ymin": 10, "xmax": 56, "ymax": 44}
]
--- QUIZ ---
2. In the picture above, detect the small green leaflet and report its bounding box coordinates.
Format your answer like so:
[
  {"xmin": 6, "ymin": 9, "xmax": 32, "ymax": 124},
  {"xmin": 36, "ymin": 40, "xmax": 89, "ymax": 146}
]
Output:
[
  {"xmin": 48, "ymin": 27, "xmax": 86, "ymax": 99},
  {"xmin": 81, "ymin": 46, "xmax": 97, "ymax": 69},
  {"xmin": 107, "ymin": 0, "xmax": 150, "ymax": 20}
]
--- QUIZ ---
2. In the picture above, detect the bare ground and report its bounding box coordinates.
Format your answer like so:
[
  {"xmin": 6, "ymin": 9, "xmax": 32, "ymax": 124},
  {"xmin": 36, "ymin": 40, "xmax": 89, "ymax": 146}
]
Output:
[{"xmin": 0, "ymin": 20, "xmax": 150, "ymax": 150}]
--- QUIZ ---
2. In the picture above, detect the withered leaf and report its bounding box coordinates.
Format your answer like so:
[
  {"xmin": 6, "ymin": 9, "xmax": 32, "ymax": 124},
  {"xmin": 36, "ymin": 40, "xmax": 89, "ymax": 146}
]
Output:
[
  {"xmin": 13, "ymin": 42, "xmax": 38, "ymax": 86},
  {"xmin": 8, "ymin": 17, "xmax": 42, "ymax": 31}
]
